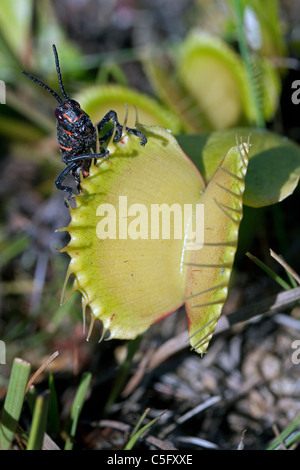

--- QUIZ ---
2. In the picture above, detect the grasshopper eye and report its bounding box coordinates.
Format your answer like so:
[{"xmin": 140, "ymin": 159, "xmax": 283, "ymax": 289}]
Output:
[{"xmin": 54, "ymin": 108, "xmax": 65, "ymax": 122}]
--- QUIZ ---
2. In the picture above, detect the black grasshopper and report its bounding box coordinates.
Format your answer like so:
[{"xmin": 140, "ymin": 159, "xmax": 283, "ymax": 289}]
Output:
[{"xmin": 22, "ymin": 44, "xmax": 147, "ymax": 202}]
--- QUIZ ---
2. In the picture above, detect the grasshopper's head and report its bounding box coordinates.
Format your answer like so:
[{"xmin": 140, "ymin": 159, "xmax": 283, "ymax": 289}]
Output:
[{"xmin": 22, "ymin": 44, "xmax": 96, "ymax": 154}]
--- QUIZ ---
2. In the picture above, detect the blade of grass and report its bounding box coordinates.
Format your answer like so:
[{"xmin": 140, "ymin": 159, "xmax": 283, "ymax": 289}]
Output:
[
  {"xmin": 64, "ymin": 372, "xmax": 92, "ymax": 450},
  {"xmin": 47, "ymin": 373, "xmax": 60, "ymax": 438},
  {"xmin": 96, "ymin": 61, "xmax": 128, "ymax": 86},
  {"xmin": 0, "ymin": 358, "xmax": 31, "ymax": 450},
  {"xmin": 26, "ymin": 391, "xmax": 50, "ymax": 450},
  {"xmin": 6, "ymin": 89, "xmax": 55, "ymax": 133},
  {"xmin": 270, "ymin": 249, "xmax": 300, "ymax": 286},
  {"xmin": 0, "ymin": 235, "xmax": 29, "ymax": 270},
  {"xmin": 284, "ymin": 270, "xmax": 298, "ymax": 289},
  {"xmin": 129, "ymin": 407, "xmax": 150, "ymax": 439},
  {"xmin": 283, "ymin": 431, "xmax": 300, "ymax": 449},
  {"xmin": 26, "ymin": 385, "xmax": 37, "ymax": 415},
  {"xmin": 246, "ymin": 252, "xmax": 292, "ymax": 291},
  {"xmin": 124, "ymin": 410, "xmax": 167, "ymax": 450},
  {"xmin": 103, "ymin": 335, "xmax": 143, "ymax": 414},
  {"xmin": 266, "ymin": 413, "xmax": 300, "ymax": 450}
]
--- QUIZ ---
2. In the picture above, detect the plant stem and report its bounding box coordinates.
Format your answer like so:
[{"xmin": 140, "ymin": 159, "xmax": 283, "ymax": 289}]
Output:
[{"xmin": 232, "ymin": 0, "xmax": 265, "ymax": 128}]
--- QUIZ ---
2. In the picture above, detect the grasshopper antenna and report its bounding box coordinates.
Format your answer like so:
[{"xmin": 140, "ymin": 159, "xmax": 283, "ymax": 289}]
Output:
[
  {"xmin": 21, "ymin": 69, "xmax": 63, "ymax": 104},
  {"xmin": 21, "ymin": 44, "xmax": 71, "ymax": 105},
  {"xmin": 52, "ymin": 44, "xmax": 70, "ymax": 101}
]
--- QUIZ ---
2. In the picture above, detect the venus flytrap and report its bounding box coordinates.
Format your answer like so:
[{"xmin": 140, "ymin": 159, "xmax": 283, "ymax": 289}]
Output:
[
  {"xmin": 184, "ymin": 140, "xmax": 249, "ymax": 353},
  {"xmin": 60, "ymin": 125, "xmax": 205, "ymax": 343},
  {"xmin": 58, "ymin": 86, "xmax": 300, "ymax": 354},
  {"xmin": 142, "ymin": 30, "xmax": 281, "ymax": 133},
  {"xmin": 59, "ymin": 123, "xmax": 251, "ymax": 354}
]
